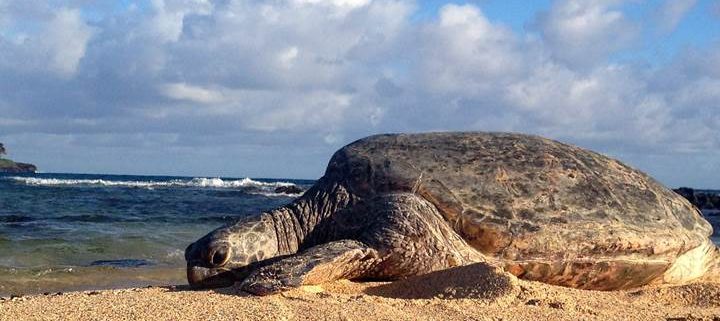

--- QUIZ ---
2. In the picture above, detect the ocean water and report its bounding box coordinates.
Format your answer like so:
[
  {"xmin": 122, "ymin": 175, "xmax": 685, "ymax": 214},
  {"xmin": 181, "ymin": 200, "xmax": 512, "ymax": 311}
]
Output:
[
  {"xmin": 1, "ymin": 173, "xmax": 718, "ymax": 296},
  {"xmin": 707, "ymin": 209, "xmax": 720, "ymax": 244},
  {"xmin": 0, "ymin": 173, "xmax": 313, "ymax": 296}
]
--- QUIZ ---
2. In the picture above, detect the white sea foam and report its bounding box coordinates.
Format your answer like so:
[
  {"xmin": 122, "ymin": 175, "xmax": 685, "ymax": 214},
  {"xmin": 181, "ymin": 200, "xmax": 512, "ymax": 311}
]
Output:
[
  {"xmin": 6, "ymin": 176, "xmax": 303, "ymax": 196},
  {"xmin": 10, "ymin": 177, "xmax": 171, "ymax": 188},
  {"xmin": 186, "ymin": 177, "xmax": 294, "ymax": 188},
  {"xmin": 165, "ymin": 249, "xmax": 184, "ymax": 260}
]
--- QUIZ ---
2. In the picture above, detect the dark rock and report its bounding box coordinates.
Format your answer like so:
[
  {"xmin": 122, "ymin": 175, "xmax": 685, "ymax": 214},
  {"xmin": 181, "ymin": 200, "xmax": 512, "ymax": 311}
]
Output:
[
  {"xmin": 0, "ymin": 143, "xmax": 37, "ymax": 173},
  {"xmin": 274, "ymin": 185, "xmax": 304, "ymax": 195},
  {"xmin": 89, "ymin": 259, "xmax": 153, "ymax": 268},
  {"xmin": 674, "ymin": 187, "xmax": 720, "ymax": 211},
  {"xmin": 0, "ymin": 161, "xmax": 37, "ymax": 173}
]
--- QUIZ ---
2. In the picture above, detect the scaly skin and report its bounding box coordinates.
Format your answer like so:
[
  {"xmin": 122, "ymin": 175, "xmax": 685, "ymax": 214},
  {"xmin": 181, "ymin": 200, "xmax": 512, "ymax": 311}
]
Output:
[
  {"xmin": 185, "ymin": 132, "xmax": 719, "ymax": 294},
  {"xmin": 185, "ymin": 178, "xmax": 359, "ymax": 288}
]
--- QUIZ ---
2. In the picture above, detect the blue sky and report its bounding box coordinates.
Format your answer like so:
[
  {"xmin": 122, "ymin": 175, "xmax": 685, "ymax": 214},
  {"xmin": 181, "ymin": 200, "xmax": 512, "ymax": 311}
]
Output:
[{"xmin": 0, "ymin": 0, "xmax": 719, "ymax": 188}]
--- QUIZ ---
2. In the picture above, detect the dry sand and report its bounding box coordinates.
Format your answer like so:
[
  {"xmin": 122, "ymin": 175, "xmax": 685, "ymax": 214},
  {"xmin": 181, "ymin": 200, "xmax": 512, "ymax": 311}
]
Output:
[{"xmin": 2, "ymin": 263, "xmax": 720, "ymax": 321}]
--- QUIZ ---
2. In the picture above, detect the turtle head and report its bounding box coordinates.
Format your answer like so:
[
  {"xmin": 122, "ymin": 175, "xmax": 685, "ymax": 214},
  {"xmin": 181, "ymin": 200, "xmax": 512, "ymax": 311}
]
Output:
[{"xmin": 185, "ymin": 214, "xmax": 279, "ymax": 289}]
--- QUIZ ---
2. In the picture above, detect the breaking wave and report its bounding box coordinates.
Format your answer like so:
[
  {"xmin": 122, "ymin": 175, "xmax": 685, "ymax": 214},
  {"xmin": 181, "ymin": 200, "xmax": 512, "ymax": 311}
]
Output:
[{"xmin": 5, "ymin": 176, "xmax": 302, "ymax": 196}]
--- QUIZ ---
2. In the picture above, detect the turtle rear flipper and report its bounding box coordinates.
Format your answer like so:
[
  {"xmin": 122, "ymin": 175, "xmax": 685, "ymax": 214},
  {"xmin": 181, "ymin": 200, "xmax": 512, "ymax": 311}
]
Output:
[
  {"xmin": 240, "ymin": 240, "xmax": 379, "ymax": 295},
  {"xmin": 670, "ymin": 239, "xmax": 720, "ymax": 284}
]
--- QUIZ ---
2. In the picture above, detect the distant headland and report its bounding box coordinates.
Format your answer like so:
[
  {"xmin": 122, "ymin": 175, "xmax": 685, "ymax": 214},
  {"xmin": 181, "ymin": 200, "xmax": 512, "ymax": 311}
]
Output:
[
  {"xmin": 0, "ymin": 143, "xmax": 37, "ymax": 173},
  {"xmin": 674, "ymin": 187, "xmax": 720, "ymax": 212}
]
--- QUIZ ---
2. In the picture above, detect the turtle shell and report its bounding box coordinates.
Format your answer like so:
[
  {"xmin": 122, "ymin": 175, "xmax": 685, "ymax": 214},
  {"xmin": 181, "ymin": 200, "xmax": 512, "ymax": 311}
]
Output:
[{"xmin": 325, "ymin": 132, "xmax": 712, "ymax": 288}]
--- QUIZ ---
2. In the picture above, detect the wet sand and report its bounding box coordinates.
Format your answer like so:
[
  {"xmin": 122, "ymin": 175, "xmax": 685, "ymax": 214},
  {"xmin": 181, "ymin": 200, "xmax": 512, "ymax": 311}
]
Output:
[
  {"xmin": 2, "ymin": 264, "xmax": 720, "ymax": 320},
  {"xmin": 0, "ymin": 266, "xmax": 185, "ymax": 297}
]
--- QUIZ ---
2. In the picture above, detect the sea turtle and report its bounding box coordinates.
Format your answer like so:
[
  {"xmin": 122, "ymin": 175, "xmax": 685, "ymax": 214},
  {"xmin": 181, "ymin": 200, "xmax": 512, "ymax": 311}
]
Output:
[{"xmin": 185, "ymin": 132, "xmax": 717, "ymax": 295}]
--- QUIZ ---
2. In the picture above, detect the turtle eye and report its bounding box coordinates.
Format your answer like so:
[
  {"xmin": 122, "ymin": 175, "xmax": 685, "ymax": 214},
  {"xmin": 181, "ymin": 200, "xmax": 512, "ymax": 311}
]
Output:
[{"xmin": 208, "ymin": 245, "xmax": 230, "ymax": 267}]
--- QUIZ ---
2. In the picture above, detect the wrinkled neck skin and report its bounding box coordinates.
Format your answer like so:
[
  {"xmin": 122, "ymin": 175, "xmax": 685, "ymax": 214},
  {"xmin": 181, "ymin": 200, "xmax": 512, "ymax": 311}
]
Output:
[
  {"xmin": 186, "ymin": 177, "xmax": 356, "ymax": 288},
  {"xmin": 264, "ymin": 178, "xmax": 355, "ymax": 256}
]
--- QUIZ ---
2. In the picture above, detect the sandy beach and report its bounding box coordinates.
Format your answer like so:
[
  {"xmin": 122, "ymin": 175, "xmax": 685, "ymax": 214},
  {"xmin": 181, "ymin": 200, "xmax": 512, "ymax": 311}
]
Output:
[{"xmin": 2, "ymin": 264, "xmax": 720, "ymax": 321}]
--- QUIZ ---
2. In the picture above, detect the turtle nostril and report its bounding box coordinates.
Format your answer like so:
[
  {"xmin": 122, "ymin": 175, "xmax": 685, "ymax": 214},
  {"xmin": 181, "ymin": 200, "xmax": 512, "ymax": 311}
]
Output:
[{"xmin": 209, "ymin": 245, "xmax": 230, "ymax": 267}]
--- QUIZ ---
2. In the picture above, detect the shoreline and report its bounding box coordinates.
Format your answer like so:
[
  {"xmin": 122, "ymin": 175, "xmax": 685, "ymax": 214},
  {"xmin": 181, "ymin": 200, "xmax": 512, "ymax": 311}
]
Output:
[
  {"xmin": 0, "ymin": 265, "xmax": 186, "ymax": 297},
  {"xmin": 2, "ymin": 267, "xmax": 720, "ymax": 320}
]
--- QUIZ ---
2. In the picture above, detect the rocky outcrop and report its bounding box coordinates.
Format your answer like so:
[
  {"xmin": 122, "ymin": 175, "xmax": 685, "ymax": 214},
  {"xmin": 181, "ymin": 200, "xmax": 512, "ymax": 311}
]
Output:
[
  {"xmin": 274, "ymin": 185, "xmax": 304, "ymax": 195},
  {"xmin": 0, "ymin": 143, "xmax": 37, "ymax": 173},
  {"xmin": 674, "ymin": 188, "xmax": 720, "ymax": 211},
  {"xmin": 0, "ymin": 161, "xmax": 37, "ymax": 173}
]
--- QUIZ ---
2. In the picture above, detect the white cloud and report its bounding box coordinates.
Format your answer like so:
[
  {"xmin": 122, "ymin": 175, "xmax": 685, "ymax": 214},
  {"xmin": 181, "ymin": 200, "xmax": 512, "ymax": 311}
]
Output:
[
  {"xmin": 278, "ymin": 46, "xmax": 300, "ymax": 69},
  {"xmin": 161, "ymin": 83, "xmax": 225, "ymax": 104},
  {"xmin": 655, "ymin": 0, "xmax": 697, "ymax": 33},
  {"xmin": 292, "ymin": 0, "xmax": 370, "ymax": 7},
  {"xmin": 536, "ymin": 0, "xmax": 637, "ymax": 68},
  {"xmin": 236, "ymin": 90, "xmax": 353, "ymax": 133},
  {"xmin": 43, "ymin": 9, "xmax": 94, "ymax": 76},
  {"xmin": 291, "ymin": 0, "xmax": 371, "ymax": 16},
  {"xmin": 404, "ymin": 2, "xmax": 718, "ymax": 163},
  {"xmin": 0, "ymin": 1, "xmax": 719, "ymax": 185},
  {"xmin": 415, "ymin": 4, "xmax": 524, "ymax": 96},
  {"xmin": 0, "ymin": 6, "xmax": 94, "ymax": 77},
  {"xmin": 147, "ymin": 0, "xmax": 214, "ymax": 42}
]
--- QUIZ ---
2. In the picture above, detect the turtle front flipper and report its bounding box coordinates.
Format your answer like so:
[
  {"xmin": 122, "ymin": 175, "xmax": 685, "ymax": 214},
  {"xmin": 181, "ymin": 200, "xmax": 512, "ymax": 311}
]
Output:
[{"xmin": 240, "ymin": 240, "xmax": 379, "ymax": 295}]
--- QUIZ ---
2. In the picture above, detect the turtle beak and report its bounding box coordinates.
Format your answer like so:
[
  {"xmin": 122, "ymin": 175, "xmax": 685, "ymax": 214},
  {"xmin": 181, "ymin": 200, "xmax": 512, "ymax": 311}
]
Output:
[
  {"xmin": 186, "ymin": 265, "xmax": 236, "ymax": 289},
  {"xmin": 185, "ymin": 240, "xmax": 237, "ymax": 289}
]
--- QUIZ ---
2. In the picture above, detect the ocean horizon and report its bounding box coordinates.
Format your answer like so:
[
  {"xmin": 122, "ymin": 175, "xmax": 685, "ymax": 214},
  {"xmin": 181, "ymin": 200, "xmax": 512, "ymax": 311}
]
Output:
[
  {"xmin": 0, "ymin": 172, "xmax": 314, "ymax": 296},
  {"xmin": 1, "ymin": 172, "xmax": 719, "ymax": 296}
]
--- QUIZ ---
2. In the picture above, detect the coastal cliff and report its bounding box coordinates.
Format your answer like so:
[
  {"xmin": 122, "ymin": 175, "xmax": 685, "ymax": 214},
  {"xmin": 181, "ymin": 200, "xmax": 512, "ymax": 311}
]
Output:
[{"xmin": 0, "ymin": 143, "xmax": 37, "ymax": 173}]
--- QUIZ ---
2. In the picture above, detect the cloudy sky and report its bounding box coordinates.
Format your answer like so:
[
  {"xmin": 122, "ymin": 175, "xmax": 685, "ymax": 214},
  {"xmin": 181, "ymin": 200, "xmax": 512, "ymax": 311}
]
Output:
[{"xmin": 0, "ymin": 0, "xmax": 719, "ymax": 187}]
